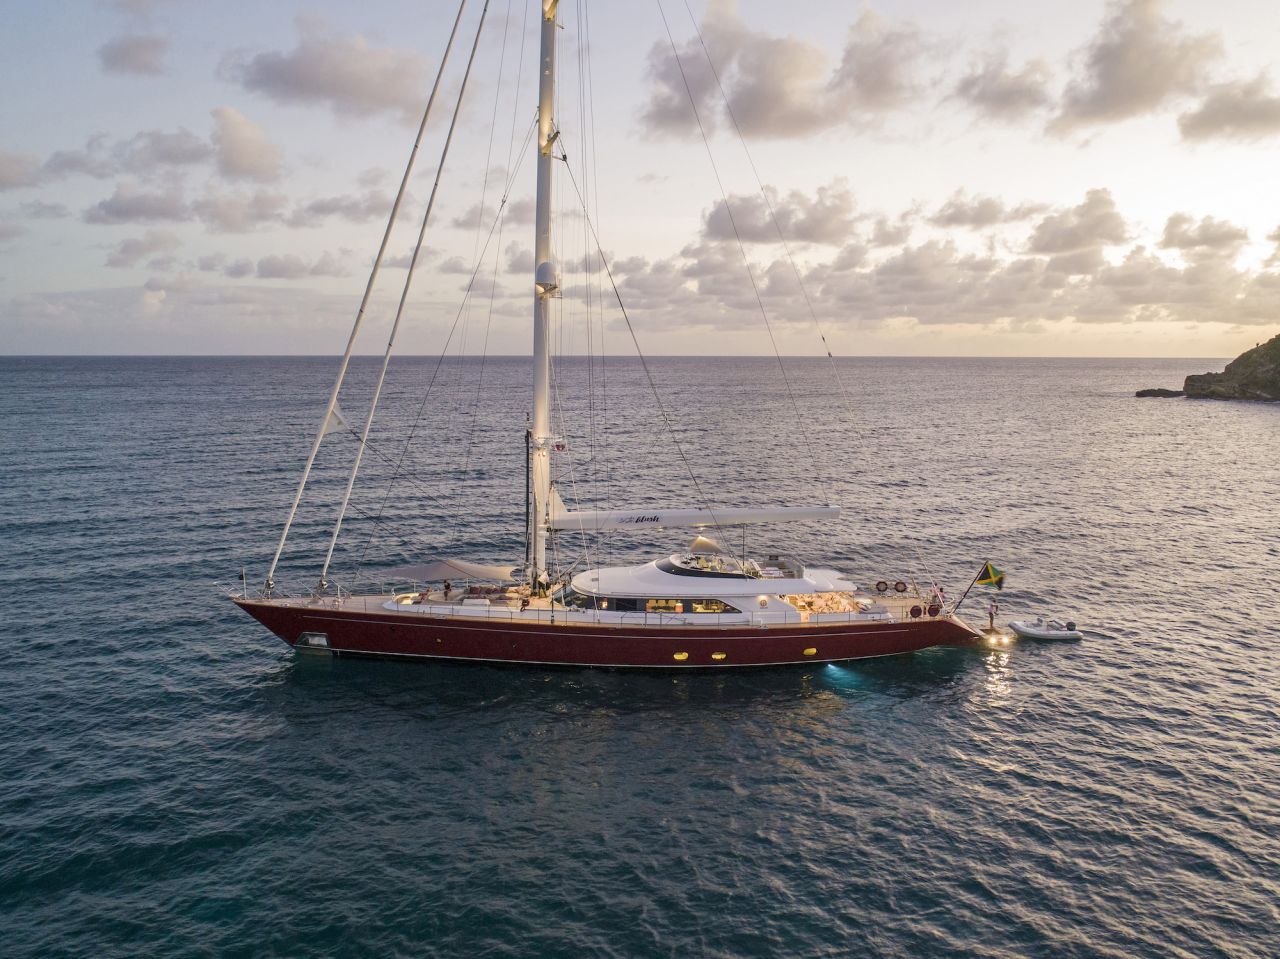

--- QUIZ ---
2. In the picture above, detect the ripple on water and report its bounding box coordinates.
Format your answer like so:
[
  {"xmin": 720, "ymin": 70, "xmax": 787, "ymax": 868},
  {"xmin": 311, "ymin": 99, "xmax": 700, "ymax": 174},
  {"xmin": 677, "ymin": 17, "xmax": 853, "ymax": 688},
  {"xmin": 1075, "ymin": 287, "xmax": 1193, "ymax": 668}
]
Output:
[{"xmin": 1, "ymin": 357, "xmax": 1278, "ymax": 958}]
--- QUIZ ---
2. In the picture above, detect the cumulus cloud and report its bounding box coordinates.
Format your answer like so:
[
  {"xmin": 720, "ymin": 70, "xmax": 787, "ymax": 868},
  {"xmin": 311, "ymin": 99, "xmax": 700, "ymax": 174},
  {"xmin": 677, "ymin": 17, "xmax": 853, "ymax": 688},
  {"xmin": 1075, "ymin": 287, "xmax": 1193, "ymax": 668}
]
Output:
[
  {"xmin": 1178, "ymin": 75, "xmax": 1280, "ymax": 141},
  {"xmin": 1027, "ymin": 189, "xmax": 1127, "ymax": 254},
  {"xmin": 20, "ymin": 200, "xmax": 70, "ymax": 219},
  {"xmin": 1159, "ymin": 213, "xmax": 1247, "ymax": 257},
  {"xmin": 289, "ymin": 189, "xmax": 390, "ymax": 227},
  {"xmin": 954, "ymin": 51, "xmax": 1053, "ymax": 120},
  {"xmin": 827, "ymin": 11, "xmax": 926, "ymax": 112},
  {"xmin": 256, "ymin": 252, "xmax": 348, "ymax": 279},
  {"xmin": 450, "ymin": 196, "xmax": 536, "ymax": 230},
  {"xmin": 383, "ymin": 246, "xmax": 438, "ymax": 271},
  {"xmin": 438, "ymin": 256, "xmax": 471, "ymax": 274},
  {"xmin": 0, "ymin": 150, "xmax": 42, "ymax": 190},
  {"xmin": 1054, "ymin": 0, "xmax": 1220, "ymax": 130},
  {"xmin": 193, "ymin": 189, "xmax": 288, "ymax": 232},
  {"xmin": 223, "ymin": 19, "xmax": 430, "ymax": 121},
  {"xmin": 210, "ymin": 107, "xmax": 282, "ymax": 182},
  {"xmin": 929, "ymin": 192, "xmax": 1044, "ymax": 228},
  {"xmin": 119, "ymin": 129, "xmax": 212, "ymax": 171},
  {"xmin": 83, "ymin": 183, "xmax": 190, "ymax": 224},
  {"xmin": 38, "ymin": 129, "xmax": 211, "ymax": 182},
  {"xmin": 224, "ymin": 258, "xmax": 254, "ymax": 278},
  {"xmin": 105, "ymin": 230, "xmax": 181, "ymax": 268},
  {"xmin": 98, "ymin": 33, "xmax": 169, "ymax": 75},
  {"xmin": 702, "ymin": 181, "xmax": 855, "ymax": 245},
  {"xmin": 642, "ymin": 2, "xmax": 926, "ymax": 138},
  {"xmin": 504, "ymin": 243, "xmax": 533, "ymax": 274}
]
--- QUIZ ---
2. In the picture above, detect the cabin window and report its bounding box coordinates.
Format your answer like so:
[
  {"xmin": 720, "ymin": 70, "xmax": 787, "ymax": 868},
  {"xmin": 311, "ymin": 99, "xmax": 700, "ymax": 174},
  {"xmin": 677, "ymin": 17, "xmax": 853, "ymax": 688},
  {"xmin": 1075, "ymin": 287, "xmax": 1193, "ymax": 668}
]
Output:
[
  {"xmin": 645, "ymin": 598, "xmax": 741, "ymax": 614},
  {"xmin": 691, "ymin": 598, "xmax": 740, "ymax": 613},
  {"xmin": 553, "ymin": 588, "xmax": 599, "ymax": 609}
]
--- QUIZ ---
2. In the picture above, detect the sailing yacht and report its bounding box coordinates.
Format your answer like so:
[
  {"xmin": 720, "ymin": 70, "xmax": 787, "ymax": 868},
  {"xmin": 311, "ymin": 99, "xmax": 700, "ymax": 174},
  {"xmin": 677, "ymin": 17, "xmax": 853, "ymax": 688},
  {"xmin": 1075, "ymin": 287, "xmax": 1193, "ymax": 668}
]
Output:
[{"xmin": 232, "ymin": 0, "xmax": 982, "ymax": 667}]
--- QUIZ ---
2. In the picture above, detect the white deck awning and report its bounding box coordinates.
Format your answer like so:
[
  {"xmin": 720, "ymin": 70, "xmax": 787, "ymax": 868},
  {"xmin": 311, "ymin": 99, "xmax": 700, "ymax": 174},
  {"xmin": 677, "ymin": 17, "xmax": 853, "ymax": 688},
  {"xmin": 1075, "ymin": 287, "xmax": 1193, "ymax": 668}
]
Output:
[
  {"xmin": 549, "ymin": 505, "xmax": 840, "ymax": 532},
  {"xmin": 381, "ymin": 559, "xmax": 517, "ymax": 582}
]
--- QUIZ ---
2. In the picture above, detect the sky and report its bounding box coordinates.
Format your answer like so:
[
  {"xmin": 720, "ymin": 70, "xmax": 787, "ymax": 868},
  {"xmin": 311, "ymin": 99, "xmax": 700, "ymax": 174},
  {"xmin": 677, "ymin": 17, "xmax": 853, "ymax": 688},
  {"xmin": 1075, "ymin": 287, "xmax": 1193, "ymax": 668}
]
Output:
[{"xmin": 2, "ymin": 0, "xmax": 1279, "ymax": 357}]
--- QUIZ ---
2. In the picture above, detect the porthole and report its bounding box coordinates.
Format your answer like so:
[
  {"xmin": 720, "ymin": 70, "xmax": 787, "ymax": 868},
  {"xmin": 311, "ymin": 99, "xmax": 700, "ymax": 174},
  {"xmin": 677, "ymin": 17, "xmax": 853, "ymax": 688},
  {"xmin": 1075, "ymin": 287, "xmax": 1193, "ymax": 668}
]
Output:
[
  {"xmin": 711, "ymin": 652, "xmax": 727, "ymax": 661},
  {"xmin": 803, "ymin": 647, "xmax": 817, "ymax": 656},
  {"xmin": 673, "ymin": 652, "xmax": 689, "ymax": 662}
]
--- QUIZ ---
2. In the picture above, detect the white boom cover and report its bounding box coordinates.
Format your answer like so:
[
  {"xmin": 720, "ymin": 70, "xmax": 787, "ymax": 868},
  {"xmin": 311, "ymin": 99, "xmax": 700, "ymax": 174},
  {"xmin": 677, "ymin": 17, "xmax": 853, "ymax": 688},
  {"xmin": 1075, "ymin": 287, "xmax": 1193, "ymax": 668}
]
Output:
[
  {"xmin": 382, "ymin": 559, "xmax": 517, "ymax": 582},
  {"xmin": 548, "ymin": 506, "xmax": 840, "ymax": 531}
]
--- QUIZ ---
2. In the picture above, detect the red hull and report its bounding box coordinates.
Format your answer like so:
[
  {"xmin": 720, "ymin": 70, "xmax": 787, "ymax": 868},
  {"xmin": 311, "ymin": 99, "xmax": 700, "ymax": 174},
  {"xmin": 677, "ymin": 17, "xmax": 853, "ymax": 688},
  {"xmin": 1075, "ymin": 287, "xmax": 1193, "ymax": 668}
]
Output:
[{"xmin": 235, "ymin": 599, "xmax": 980, "ymax": 668}]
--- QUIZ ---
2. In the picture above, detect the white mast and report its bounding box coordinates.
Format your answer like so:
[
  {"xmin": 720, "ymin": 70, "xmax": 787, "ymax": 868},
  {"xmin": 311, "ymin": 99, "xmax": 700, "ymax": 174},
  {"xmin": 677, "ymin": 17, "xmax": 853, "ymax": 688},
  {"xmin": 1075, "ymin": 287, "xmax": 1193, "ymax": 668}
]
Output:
[{"xmin": 530, "ymin": 0, "xmax": 558, "ymax": 591}]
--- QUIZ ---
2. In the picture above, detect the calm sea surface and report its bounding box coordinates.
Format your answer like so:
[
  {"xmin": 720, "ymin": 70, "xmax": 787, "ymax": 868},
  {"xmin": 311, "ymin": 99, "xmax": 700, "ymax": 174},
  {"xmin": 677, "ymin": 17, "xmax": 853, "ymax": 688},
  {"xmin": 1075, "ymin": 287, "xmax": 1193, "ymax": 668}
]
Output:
[{"xmin": 1, "ymin": 355, "xmax": 1277, "ymax": 958}]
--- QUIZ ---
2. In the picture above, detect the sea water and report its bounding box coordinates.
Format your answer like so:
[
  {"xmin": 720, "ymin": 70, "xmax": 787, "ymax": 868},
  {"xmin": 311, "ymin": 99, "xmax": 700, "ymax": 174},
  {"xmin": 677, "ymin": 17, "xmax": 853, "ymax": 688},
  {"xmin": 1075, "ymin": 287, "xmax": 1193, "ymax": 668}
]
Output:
[{"xmin": 1, "ymin": 356, "xmax": 1277, "ymax": 958}]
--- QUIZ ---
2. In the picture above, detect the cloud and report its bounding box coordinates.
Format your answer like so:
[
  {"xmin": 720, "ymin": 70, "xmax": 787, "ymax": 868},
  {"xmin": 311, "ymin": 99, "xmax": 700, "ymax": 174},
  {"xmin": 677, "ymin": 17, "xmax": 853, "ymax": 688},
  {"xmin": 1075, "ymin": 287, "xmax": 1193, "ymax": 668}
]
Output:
[
  {"xmin": 929, "ymin": 192, "xmax": 1044, "ymax": 228},
  {"xmin": 827, "ymin": 11, "xmax": 926, "ymax": 112},
  {"xmin": 20, "ymin": 200, "xmax": 70, "ymax": 219},
  {"xmin": 224, "ymin": 19, "xmax": 430, "ymax": 121},
  {"xmin": 1054, "ymin": 0, "xmax": 1220, "ymax": 130},
  {"xmin": 224, "ymin": 258, "xmax": 254, "ymax": 278},
  {"xmin": 383, "ymin": 246, "xmax": 437, "ymax": 271},
  {"xmin": 1027, "ymin": 189, "xmax": 1127, "ymax": 253},
  {"xmin": 642, "ymin": 3, "xmax": 926, "ymax": 139},
  {"xmin": 83, "ymin": 183, "xmax": 191, "ymax": 224},
  {"xmin": 42, "ymin": 136, "xmax": 117, "ymax": 179},
  {"xmin": 0, "ymin": 150, "xmax": 42, "ymax": 190},
  {"xmin": 954, "ymin": 51, "xmax": 1053, "ymax": 120},
  {"xmin": 39, "ymin": 129, "xmax": 211, "ymax": 182},
  {"xmin": 702, "ymin": 180, "xmax": 856, "ymax": 244},
  {"xmin": 98, "ymin": 33, "xmax": 169, "ymax": 75},
  {"xmin": 210, "ymin": 107, "xmax": 282, "ymax": 182},
  {"xmin": 438, "ymin": 256, "xmax": 471, "ymax": 274},
  {"xmin": 504, "ymin": 243, "xmax": 533, "ymax": 274},
  {"xmin": 256, "ymin": 252, "xmax": 348, "ymax": 279},
  {"xmin": 193, "ymin": 190, "xmax": 287, "ymax": 232},
  {"xmin": 1159, "ymin": 213, "xmax": 1247, "ymax": 256},
  {"xmin": 1178, "ymin": 75, "xmax": 1280, "ymax": 141},
  {"xmin": 118, "ymin": 129, "xmax": 212, "ymax": 171},
  {"xmin": 450, "ymin": 196, "xmax": 536, "ymax": 230},
  {"xmin": 869, "ymin": 214, "xmax": 912, "ymax": 247},
  {"xmin": 289, "ymin": 189, "xmax": 390, "ymax": 227},
  {"xmin": 0, "ymin": 222, "xmax": 25, "ymax": 243},
  {"xmin": 105, "ymin": 230, "xmax": 181, "ymax": 267}
]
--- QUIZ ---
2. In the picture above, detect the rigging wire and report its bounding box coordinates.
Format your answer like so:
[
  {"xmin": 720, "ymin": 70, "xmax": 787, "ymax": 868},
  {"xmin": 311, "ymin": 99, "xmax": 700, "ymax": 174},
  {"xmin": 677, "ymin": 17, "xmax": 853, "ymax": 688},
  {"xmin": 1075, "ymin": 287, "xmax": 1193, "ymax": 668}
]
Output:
[
  {"xmin": 676, "ymin": 0, "xmax": 863, "ymax": 476},
  {"xmin": 459, "ymin": 0, "xmax": 522, "ymax": 478},
  {"xmin": 653, "ymin": 0, "xmax": 830, "ymax": 507},
  {"xmin": 319, "ymin": 0, "xmax": 494, "ymax": 587},
  {"xmin": 556, "ymin": 141, "xmax": 733, "ymax": 549},
  {"xmin": 262, "ymin": 0, "xmax": 470, "ymax": 591},
  {"xmin": 348, "ymin": 119, "xmax": 539, "ymax": 585}
]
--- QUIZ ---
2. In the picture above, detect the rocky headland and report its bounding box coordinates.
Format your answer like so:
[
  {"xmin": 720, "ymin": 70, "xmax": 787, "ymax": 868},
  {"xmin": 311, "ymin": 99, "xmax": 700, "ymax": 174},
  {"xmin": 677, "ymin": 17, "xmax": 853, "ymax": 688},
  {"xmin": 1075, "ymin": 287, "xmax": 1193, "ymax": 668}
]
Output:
[{"xmin": 1137, "ymin": 332, "xmax": 1280, "ymax": 401}]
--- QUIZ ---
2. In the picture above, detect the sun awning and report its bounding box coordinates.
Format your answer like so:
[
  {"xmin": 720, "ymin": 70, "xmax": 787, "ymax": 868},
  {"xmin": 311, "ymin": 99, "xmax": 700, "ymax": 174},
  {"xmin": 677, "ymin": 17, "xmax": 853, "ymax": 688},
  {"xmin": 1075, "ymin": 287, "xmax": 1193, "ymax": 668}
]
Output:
[{"xmin": 381, "ymin": 559, "xmax": 517, "ymax": 582}]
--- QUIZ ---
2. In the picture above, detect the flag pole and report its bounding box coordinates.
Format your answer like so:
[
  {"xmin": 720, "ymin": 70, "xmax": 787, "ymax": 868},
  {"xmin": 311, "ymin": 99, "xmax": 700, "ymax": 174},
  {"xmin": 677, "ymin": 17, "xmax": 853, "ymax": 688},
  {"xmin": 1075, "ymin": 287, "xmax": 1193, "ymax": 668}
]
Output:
[{"xmin": 950, "ymin": 564, "xmax": 985, "ymax": 615}]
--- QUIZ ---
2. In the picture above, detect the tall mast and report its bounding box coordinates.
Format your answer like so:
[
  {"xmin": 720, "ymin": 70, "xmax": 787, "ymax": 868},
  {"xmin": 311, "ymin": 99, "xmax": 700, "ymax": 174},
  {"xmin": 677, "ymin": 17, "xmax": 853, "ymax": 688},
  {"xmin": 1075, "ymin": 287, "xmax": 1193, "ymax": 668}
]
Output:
[{"xmin": 530, "ymin": 0, "xmax": 558, "ymax": 591}]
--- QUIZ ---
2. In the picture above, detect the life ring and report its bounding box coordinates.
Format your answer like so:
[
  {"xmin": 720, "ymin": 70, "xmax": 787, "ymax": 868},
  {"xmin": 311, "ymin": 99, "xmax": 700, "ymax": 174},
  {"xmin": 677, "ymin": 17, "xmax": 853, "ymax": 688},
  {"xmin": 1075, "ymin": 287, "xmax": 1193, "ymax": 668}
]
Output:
[
  {"xmin": 893, "ymin": 581, "xmax": 908, "ymax": 593},
  {"xmin": 909, "ymin": 605, "xmax": 922, "ymax": 618},
  {"xmin": 875, "ymin": 581, "xmax": 888, "ymax": 593}
]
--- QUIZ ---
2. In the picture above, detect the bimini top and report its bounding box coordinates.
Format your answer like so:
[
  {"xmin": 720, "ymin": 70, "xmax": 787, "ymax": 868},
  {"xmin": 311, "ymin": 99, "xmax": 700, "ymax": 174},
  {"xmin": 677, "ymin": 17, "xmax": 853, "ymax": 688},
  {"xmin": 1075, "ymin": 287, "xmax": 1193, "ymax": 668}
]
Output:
[{"xmin": 571, "ymin": 553, "xmax": 858, "ymax": 598}]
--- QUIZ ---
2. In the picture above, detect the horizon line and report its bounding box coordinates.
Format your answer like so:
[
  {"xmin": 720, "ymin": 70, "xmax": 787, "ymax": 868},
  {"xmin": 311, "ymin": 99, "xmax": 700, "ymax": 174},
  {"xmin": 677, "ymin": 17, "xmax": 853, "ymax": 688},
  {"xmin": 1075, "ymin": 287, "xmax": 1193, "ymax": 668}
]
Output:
[{"xmin": 0, "ymin": 353, "xmax": 1230, "ymax": 361}]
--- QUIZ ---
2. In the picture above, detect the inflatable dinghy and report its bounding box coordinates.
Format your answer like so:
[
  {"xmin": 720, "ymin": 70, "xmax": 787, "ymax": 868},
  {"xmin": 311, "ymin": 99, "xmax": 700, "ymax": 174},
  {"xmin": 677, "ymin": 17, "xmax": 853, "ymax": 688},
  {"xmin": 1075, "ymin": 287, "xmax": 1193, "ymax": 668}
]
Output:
[{"xmin": 1008, "ymin": 618, "xmax": 1084, "ymax": 641}]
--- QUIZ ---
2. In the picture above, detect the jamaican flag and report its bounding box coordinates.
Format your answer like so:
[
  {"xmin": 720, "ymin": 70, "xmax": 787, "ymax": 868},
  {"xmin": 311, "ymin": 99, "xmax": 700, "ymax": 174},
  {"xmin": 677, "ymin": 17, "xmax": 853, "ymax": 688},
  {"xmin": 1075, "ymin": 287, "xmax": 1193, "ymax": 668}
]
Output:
[{"xmin": 975, "ymin": 562, "xmax": 1005, "ymax": 590}]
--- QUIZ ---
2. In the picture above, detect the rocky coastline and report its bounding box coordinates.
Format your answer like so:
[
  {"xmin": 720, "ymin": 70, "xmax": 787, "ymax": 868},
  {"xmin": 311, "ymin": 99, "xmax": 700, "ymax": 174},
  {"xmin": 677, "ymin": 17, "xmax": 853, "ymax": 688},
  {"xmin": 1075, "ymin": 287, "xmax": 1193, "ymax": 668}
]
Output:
[{"xmin": 1137, "ymin": 332, "xmax": 1280, "ymax": 401}]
